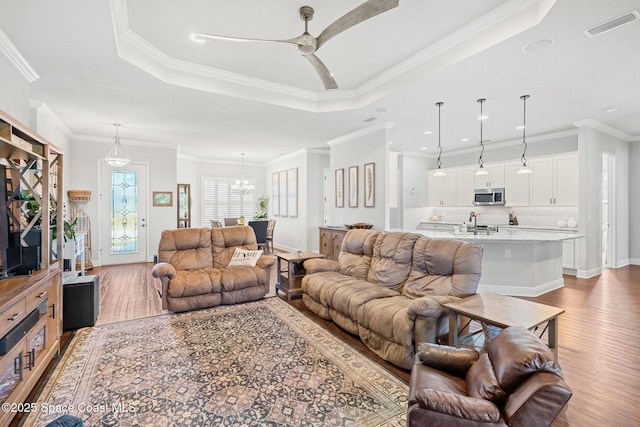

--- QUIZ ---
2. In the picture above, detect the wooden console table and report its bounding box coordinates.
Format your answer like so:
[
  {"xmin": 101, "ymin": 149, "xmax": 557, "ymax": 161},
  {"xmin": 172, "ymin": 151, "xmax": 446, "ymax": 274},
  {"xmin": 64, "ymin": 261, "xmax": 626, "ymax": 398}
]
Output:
[
  {"xmin": 444, "ymin": 293, "xmax": 564, "ymax": 356},
  {"xmin": 275, "ymin": 251, "xmax": 325, "ymax": 301}
]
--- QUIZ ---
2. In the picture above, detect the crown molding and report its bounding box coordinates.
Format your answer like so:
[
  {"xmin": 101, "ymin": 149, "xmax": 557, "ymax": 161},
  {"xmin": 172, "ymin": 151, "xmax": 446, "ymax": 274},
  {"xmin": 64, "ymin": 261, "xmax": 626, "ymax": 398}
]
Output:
[
  {"xmin": 0, "ymin": 26, "xmax": 39, "ymax": 82},
  {"xmin": 29, "ymin": 100, "xmax": 73, "ymax": 138},
  {"xmin": 72, "ymin": 133, "xmax": 178, "ymax": 150},
  {"xmin": 327, "ymin": 121, "xmax": 395, "ymax": 147},
  {"xmin": 572, "ymin": 119, "xmax": 637, "ymax": 142},
  {"xmin": 109, "ymin": 0, "xmax": 555, "ymax": 113}
]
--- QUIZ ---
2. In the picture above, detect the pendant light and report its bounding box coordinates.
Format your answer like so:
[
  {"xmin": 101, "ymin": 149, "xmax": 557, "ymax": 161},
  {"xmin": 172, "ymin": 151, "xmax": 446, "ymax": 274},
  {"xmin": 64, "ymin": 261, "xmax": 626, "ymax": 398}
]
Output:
[
  {"xmin": 475, "ymin": 98, "xmax": 489, "ymax": 176},
  {"xmin": 231, "ymin": 153, "xmax": 255, "ymax": 195},
  {"xmin": 433, "ymin": 101, "xmax": 446, "ymax": 177},
  {"xmin": 517, "ymin": 95, "xmax": 533, "ymax": 174},
  {"xmin": 104, "ymin": 123, "xmax": 132, "ymax": 168}
]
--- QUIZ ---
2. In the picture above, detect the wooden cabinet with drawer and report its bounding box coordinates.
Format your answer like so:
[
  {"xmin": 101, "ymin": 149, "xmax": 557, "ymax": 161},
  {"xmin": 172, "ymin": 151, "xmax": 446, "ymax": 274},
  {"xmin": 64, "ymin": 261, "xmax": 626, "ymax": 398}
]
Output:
[{"xmin": 319, "ymin": 227, "xmax": 348, "ymax": 261}]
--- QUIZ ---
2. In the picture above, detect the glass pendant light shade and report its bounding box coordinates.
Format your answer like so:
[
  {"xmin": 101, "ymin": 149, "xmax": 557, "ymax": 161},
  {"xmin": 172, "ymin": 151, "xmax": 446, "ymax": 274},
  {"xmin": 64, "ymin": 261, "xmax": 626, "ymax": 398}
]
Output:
[
  {"xmin": 517, "ymin": 95, "xmax": 533, "ymax": 174},
  {"xmin": 475, "ymin": 98, "xmax": 488, "ymax": 176},
  {"xmin": 231, "ymin": 153, "xmax": 255, "ymax": 194},
  {"xmin": 433, "ymin": 101, "xmax": 446, "ymax": 177},
  {"xmin": 105, "ymin": 123, "xmax": 132, "ymax": 167}
]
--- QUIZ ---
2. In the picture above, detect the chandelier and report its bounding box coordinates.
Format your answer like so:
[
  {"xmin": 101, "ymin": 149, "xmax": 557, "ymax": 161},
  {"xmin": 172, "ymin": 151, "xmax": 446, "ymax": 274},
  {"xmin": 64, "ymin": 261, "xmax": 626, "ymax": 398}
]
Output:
[
  {"xmin": 105, "ymin": 123, "xmax": 131, "ymax": 167},
  {"xmin": 231, "ymin": 153, "xmax": 255, "ymax": 195}
]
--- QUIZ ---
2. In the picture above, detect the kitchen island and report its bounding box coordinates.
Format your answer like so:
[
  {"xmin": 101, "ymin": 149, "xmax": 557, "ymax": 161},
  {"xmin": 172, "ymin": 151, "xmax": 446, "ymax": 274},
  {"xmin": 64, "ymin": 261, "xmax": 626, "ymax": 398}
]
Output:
[{"xmin": 400, "ymin": 226, "xmax": 582, "ymax": 297}]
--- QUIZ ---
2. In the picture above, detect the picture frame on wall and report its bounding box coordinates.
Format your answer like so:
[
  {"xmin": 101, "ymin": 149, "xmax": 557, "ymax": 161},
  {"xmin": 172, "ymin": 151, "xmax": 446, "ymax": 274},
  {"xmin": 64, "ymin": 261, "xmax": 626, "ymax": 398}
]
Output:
[
  {"xmin": 287, "ymin": 167, "xmax": 298, "ymax": 217},
  {"xmin": 335, "ymin": 168, "xmax": 344, "ymax": 208},
  {"xmin": 279, "ymin": 170, "xmax": 287, "ymax": 216},
  {"xmin": 364, "ymin": 162, "xmax": 375, "ymax": 207},
  {"xmin": 349, "ymin": 165, "xmax": 358, "ymax": 208},
  {"xmin": 272, "ymin": 172, "xmax": 280, "ymax": 216},
  {"xmin": 153, "ymin": 191, "xmax": 173, "ymax": 207}
]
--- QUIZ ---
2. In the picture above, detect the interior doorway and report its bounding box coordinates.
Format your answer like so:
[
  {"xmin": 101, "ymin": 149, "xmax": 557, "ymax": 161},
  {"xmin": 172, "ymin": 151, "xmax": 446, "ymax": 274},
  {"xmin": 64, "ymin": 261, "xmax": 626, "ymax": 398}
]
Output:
[
  {"xmin": 601, "ymin": 153, "xmax": 615, "ymax": 269},
  {"xmin": 323, "ymin": 168, "xmax": 330, "ymax": 226},
  {"xmin": 99, "ymin": 162, "xmax": 148, "ymax": 265}
]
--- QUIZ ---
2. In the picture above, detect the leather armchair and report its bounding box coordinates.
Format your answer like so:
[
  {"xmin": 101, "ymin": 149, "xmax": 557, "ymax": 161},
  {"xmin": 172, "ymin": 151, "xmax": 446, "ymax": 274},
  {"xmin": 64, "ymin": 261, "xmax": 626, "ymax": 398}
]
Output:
[{"xmin": 408, "ymin": 326, "xmax": 572, "ymax": 427}]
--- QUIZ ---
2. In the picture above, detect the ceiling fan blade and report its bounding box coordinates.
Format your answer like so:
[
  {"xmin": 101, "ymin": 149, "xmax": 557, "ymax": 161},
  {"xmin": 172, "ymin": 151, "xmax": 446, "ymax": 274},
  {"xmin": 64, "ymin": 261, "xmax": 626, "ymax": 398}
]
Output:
[
  {"xmin": 303, "ymin": 54, "xmax": 338, "ymax": 90},
  {"xmin": 316, "ymin": 0, "xmax": 399, "ymax": 49},
  {"xmin": 191, "ymin": 32, "xmax": 299, "ymax": 45}
]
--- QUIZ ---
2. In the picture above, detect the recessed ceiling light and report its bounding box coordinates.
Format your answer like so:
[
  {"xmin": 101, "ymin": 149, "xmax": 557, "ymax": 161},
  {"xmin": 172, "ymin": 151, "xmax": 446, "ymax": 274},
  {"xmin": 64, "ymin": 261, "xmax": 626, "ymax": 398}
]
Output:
[
  {"xmin": 190, "ymin": 34, "xmax": 205, "ymax": 43},
  {"xmin": 603, "ymin": 106, "xmax": 619, "ymax": 113},
  {"xmin": 478, "ymin": 115, "xmax": 488, "ymax": 120},
  {"xmin": 420, "ymin": 146, "xmax": 427, "ymax": 150},
  {"xmin": 375, "ymin": 107, "xmax": 390, "ymax": 113},
  {"xmin": 522, "ymin": 38, "xmax": 555, "ymax": 53},
  {"xmin": 423, "ymin": 130, "xmax": 433, "ymax": 135},
  {"xmin": 461, "ymin": 138, "xmax": 470, "ymax": 142},
  {"xmin": 515, "ymin": 125, "xmax": 525, "ymax": 130},
  {"xmin": 388, "ymin": 141, "xmax": 393, "ymax": 145}
]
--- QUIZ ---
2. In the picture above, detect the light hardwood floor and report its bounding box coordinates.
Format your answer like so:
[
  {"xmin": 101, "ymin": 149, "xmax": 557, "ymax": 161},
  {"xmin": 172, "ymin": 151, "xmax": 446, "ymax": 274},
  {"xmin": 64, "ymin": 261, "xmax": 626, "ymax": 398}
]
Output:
[{"xmin": 56, "ymin": 264, "xmax": 640, "ymax": 426}]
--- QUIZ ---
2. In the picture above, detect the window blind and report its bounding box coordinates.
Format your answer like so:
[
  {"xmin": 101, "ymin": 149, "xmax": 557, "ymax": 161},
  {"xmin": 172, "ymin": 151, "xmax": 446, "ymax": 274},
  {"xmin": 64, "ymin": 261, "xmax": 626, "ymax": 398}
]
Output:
[{"xmin": 201, "ymin": 177, "xmax": 255, "ymax": 227}]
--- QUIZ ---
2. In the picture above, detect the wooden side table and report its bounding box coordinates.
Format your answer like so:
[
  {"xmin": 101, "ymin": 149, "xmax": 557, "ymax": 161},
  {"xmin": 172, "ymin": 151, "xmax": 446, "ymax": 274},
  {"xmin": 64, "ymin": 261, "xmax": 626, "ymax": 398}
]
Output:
[
  {"xmin": 275, "ymin": 251, "xmax": 326, "ymax": 301},
  {"xmin": 444, "ymin": 293, "xmax": 564, "ymax": 356}
]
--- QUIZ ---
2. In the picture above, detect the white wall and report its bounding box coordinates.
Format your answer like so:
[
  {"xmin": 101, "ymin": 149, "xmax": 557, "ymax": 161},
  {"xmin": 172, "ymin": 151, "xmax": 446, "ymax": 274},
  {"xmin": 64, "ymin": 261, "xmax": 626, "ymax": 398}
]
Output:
[
  {"xmin": 328, "ymin": 126, "xmax": 389, "ymax": 230},
  {"xmin": 630, "ymin": 142, "xmax": 640, "ymax": 264},
  {"xmin": 0, "ymin": 52, "xmax": 30, "ymax": 123},
  {"xmin": 577, "ymin": 126, "xmax": 630, "ymax": 277}
]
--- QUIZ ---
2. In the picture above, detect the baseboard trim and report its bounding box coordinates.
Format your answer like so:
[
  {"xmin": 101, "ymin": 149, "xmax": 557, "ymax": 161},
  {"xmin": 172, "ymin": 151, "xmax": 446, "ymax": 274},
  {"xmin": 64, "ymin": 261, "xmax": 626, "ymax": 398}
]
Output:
[{"xmin": 477, "ymin": 278, "xmax": 564, "ymax": 297}]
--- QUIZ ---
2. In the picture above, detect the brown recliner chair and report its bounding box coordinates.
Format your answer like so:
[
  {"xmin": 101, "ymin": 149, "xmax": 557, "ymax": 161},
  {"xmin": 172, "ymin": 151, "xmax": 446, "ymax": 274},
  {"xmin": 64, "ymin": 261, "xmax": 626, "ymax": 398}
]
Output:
[{"xmin": 408, "ymin": 326, "xmax": 572, "ymax": 427}]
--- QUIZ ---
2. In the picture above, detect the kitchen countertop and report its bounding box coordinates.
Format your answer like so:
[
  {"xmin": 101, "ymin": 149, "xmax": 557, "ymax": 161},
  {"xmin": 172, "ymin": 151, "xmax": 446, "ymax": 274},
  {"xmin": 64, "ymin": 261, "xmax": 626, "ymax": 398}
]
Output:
[
  {"xmin": 417, "ymin": 221, "xmax": 578, "ymax": 233},
  {"xmin": 399, "ymin": 227, "xmax": 582, "ymax": 242}
]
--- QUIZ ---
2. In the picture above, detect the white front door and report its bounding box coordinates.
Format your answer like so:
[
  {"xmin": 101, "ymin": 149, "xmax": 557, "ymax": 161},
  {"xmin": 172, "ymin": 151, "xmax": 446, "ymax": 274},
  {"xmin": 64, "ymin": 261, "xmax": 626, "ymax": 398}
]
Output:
[{"xmin": 99, "ymin": 162, "xmax": 148, "ymax": 265}]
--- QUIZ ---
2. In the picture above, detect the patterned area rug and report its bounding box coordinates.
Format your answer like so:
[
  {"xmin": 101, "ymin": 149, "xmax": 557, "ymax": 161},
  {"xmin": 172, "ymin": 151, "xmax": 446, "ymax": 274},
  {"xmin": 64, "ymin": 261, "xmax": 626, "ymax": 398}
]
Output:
[{"xmin": 25, "ymin": 297, "xmax": 408, "ymax": 426}]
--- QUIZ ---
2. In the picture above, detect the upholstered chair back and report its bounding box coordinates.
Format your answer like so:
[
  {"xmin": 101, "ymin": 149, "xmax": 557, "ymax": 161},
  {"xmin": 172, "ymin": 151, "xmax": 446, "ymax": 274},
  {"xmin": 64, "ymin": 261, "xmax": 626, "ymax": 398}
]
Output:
[
  {"xmin": 338, "ymin": 230, "xmax": 379, "ymax": 280},
  {"xmin": 211, "ymin": 226, "xmax": 258, "ymax": 268},
  {"xmin": 367, "ymin": 232, "xmax": 421, "ymax": 292},
  {"xmin": 403, "ymin": 237, "xmax": 483, "ymax": 299},
  {"xmin": 157, "ymin": 228, "xmax": 213, "ymax": 270}
]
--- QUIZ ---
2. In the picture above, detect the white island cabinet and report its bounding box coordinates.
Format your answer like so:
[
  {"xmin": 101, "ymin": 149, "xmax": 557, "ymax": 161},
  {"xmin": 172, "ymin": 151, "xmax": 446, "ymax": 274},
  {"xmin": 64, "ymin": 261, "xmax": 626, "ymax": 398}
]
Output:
[{"xmin": 404, "ymin": 228, "xmax": 581, "ymax": 297}]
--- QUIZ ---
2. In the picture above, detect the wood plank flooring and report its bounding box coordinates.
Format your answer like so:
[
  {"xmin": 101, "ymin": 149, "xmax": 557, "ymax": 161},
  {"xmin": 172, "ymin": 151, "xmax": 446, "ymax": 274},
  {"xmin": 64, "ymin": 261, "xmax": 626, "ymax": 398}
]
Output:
[{"xmin": 32, "ymin": 263, "xmax": 640, "ymax": 426}]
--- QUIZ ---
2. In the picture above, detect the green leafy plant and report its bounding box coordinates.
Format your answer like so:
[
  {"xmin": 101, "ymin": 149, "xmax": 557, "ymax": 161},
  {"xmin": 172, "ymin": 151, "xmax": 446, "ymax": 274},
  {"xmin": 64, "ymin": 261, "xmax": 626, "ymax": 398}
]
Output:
[
  {"xmin": 255, "ymin": 195, "xmax": 269, "ymax": 219},
  {"xmin": 52, "ymin": 217, "xmax": 77, "ymax": 243}
]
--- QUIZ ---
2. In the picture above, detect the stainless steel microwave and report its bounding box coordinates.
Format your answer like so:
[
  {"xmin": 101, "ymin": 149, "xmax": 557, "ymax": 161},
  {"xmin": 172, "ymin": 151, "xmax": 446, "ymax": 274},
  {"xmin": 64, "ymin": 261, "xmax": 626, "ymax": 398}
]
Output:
[{"xmin": 473, "ymin": 188, "xmax": 505, "ymax": 206}]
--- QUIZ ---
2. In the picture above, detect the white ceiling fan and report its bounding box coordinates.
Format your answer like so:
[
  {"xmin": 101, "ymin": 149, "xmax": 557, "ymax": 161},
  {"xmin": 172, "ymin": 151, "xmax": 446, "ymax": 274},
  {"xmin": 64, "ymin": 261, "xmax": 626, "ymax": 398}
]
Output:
[{"xmin": 191, "ymin": 0, "xmax": 400, "ymax": 90}]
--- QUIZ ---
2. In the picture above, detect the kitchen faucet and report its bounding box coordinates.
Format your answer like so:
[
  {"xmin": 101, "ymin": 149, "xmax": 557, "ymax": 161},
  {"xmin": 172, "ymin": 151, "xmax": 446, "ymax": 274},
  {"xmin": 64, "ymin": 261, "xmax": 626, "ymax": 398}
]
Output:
[{"xmin": 469, "ymin": 212, "xmax": 479, "ymax": 235}]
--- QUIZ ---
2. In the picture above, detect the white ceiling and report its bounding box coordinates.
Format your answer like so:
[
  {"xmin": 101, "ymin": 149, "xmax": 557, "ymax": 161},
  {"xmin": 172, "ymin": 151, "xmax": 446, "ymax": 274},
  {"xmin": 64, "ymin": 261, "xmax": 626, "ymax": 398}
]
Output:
[{"xmin": 0, "ymin": 0, "xmax": 639, "ymax": 164}]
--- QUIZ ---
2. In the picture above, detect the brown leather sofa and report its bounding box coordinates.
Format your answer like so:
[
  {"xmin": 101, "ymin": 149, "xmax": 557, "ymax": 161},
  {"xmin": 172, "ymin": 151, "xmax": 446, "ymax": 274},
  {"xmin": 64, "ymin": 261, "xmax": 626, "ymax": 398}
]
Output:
[
  {"xmin": 151, "ymin": 226, "xmax": 275, "ymax": 312},
  {"xmin": 408, "ymin": 326, "xmax": 572, "ymax": 426},
  {"xmin": 301, "ymin": 229, "xmax": 483, "ymax": 369}
]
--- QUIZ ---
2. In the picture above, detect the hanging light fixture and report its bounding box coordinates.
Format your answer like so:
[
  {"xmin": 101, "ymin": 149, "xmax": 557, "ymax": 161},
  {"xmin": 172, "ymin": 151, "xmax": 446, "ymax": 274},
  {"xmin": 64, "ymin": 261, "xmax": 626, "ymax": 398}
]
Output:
[
  {"xmin": 433, "ymin": 101, "xmax": 446, "ymax": 177},
  {"xmin": 231, "ymin": 153, "xmax": 255, "ymax": 195},
  {"xmin": 104, "ymin": 123, "xmax": 132, "ymax": 167},
  {"xmin": 517, "ymin": 94, "xmax": 533, "ymax": 174},
  {"xmin": 475, "ymin": 98, "xmax": 489, "ymax": 176}
]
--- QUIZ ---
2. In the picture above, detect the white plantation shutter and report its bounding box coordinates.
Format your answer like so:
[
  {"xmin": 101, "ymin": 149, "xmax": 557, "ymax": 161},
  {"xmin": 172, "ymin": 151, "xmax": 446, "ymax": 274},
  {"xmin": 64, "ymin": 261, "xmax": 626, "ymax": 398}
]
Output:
[{"xmin": 201, "ymin": 177, "xmax": 255, "ymax": 227}]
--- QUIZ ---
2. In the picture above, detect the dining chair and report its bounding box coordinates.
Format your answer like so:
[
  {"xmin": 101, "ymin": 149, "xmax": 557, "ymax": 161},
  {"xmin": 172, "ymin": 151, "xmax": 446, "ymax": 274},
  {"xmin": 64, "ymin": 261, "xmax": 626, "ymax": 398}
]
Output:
[
  {"xmin": 265, "ymin": 219, "xmax": 276, "ymax": 254},
  {"xmin": 210, "ymin": 220, "xmax": 223, "ymax": 228},
  {"xmin": 224, "ymin": 217, "xmax": 239, "ymax": 226},
  {"xmin": 248, "ymin": 220, "xmax": 268, "ymax": 251}
]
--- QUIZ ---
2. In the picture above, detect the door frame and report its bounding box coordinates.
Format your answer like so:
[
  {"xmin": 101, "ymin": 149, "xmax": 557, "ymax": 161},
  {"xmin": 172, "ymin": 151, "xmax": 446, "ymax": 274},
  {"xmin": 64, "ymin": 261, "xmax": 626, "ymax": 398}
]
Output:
[
  {"xmin": 97, "ymin": 161, "xmax": 150, "ymax": 266},
  {"xmin": 601, "ymin": 152, "xmax": 616, "ymax": 269}
]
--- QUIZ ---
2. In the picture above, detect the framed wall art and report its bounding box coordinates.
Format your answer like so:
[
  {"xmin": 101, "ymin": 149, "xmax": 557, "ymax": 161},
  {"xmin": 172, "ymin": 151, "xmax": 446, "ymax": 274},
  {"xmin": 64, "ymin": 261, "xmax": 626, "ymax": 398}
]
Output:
[
  {"xmin": 279, "ymin": 170, "xmax": 287, "ymax": 216},
  {"xmin": 272, "ymin": 172, "xmax": 280, "ymax": 216},
  {"xmin": 335, "ymin": 168, "xmax": 344, "ymax": 208},
  {"xmin": 349, "ymin": 165, "xmax": 358, "ymax": 208},
  {"xmin": 287, "ymin": 167, "xmax": 298, "ymax": 217},
  {"xmin": 153, "ymin": 191, "xmax": 173, "ymax": 207},
  {"xmin": 364, "ymin": 162, "xmax": 375, "ymax": 207}
]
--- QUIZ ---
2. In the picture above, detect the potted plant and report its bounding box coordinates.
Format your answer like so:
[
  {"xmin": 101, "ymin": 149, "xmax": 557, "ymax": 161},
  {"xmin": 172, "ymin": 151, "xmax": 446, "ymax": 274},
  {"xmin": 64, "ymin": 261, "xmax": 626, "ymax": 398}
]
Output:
[{"xmin": 255, "ymin": 196, "xmax": 269, "ymax": 220}]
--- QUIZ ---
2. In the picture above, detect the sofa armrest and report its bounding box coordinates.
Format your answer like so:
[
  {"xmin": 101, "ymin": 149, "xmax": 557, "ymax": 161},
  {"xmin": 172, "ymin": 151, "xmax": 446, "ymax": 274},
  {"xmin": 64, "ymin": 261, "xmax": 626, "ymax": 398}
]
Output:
[
  {"xmin": 256, "ymin": 255, "xmax": 275, "ymax": 269},
  {"xmin": 303, "ymin": 258, "xmax": 339, "ymax": 274},
  {"xmin": 412, "ymin": 388, "xmax": 501, "ymax": 423},
  {"xmin": 417, "ymin": 343, "xmax": 479, "ymax": 377},
  {"xmin": 151, "ymin": 262, "xmax": 176, "ymax": 279},
  {"xmin": 407, "ymin": 295, "xmax": 462, "ymax": 320}
]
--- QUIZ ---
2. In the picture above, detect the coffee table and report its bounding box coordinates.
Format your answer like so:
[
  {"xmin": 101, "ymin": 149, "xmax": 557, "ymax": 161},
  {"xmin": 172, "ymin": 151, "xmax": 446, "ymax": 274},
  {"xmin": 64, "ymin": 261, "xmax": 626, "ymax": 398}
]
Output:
[{"xmin": 444, "ymin": 293, "xmax": 564, "ymax": 356}]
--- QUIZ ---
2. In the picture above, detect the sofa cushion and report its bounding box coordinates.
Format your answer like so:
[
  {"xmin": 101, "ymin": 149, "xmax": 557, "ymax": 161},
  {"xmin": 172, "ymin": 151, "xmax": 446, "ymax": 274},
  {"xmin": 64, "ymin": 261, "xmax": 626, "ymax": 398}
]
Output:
[
  {"xmin": 219, "ymin": 266, "xmax": 269, "ymax": 292},
  {"xmin": 338, "ymin": 230, "xmax": 379, "ymax": 280},
  {"xmin": 167, "ymin": 267, "xmax": 221, "ymax": 297},
  {"xmin": 211, "ymin": 226, "xmax": 258, "ymax": 268},
  {"xmin": 325, "ymin": 276, "xmax": 400, "ymax": 321},
  {"xmin": 158, "ymin": 228, "xmax": 213, "ymax": 270},
  {"xmin": 367, "ymin": 232, "xmax": 420, "ymax": 291},
  {"xmin": 488, "ymin": 326, "xmax": 563, "ymax": 393},
  {"xmin": 404, "ymin": 237, "xmax": 483, "ymax": 299},
  {"xmin": 466, "ymin": 353, "xmax": 507, "ymax": 405}
]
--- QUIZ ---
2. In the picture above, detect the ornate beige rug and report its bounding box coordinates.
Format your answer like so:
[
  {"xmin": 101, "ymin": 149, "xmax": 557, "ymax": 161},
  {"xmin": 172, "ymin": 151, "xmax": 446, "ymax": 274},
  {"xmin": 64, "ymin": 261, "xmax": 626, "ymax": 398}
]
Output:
[{"xmin": 26, "ymin": 297, "xmax": 407, "ymax": 426}]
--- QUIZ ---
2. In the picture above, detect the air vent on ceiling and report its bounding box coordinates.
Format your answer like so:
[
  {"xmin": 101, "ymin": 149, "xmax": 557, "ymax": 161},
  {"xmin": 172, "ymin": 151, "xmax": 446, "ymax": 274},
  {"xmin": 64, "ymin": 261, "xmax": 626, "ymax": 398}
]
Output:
[{"xmin": 584, "ymin": 10, "xmax": 639, "ymax": 38}]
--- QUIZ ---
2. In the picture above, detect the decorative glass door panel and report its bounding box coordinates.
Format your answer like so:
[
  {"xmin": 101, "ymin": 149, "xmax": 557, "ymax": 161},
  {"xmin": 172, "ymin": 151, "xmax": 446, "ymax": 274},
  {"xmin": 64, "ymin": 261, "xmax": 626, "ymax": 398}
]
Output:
[{"xmin": 100, "ymin": 163, "xmax": 147, "ymax": 265}]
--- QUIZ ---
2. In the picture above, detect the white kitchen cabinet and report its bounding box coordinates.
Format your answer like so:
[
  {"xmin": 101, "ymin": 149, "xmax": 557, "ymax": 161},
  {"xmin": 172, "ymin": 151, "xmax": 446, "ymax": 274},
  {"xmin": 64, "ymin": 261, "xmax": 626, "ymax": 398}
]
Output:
[
  {"xmin": 427, "ymin": 170, "xmax": 457, "ymax": 206},
  {"xmin": 456, "ymin": 166, "xmax": 475, "ymax": 207},
  {"xmin": 474, "ymin": 163, "xmax": 504, "ymax": 189},
  {"xmin": 530, "ymin": 153, "xmax": 578, "ymax": 206},
  {"xmin": 504, "ymin": 161, "xmax": 530, "ymax": 207}
]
